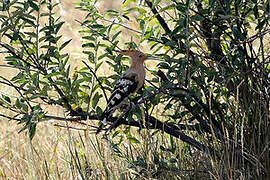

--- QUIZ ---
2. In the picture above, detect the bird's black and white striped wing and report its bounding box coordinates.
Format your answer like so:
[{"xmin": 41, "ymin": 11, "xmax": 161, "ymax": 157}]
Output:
[
  {"xmin": 96, "ymin": 75, "xmax": 139, "ymax": 134},
  {"xmin": 105, "ymin": 75, "xmax": 138, "ymax": 114}
]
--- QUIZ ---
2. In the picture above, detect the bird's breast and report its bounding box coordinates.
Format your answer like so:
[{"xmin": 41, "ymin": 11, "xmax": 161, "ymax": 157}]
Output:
[{"xmin": 136, "ymin": 67, "xmax": 145, "ymax": 91}]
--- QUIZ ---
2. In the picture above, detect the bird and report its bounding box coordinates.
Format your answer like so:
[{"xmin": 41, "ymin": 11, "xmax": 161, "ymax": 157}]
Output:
[{"xmin": 96, "ymin": 50, "xmax": 155, "ymax": 134}]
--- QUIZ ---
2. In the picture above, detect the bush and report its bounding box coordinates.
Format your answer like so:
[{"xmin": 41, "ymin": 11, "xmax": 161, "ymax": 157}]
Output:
[{"xmin": 0, "ymin": 0, "xmax": 269, "ymax": 179}]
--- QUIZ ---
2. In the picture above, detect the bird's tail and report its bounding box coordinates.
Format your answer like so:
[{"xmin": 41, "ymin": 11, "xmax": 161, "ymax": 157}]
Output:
[
  {"xmin": 96, "ymin": 111, "xmax": 109, "ymax": 134},
  {"xmin": 96, "ymin": 119, "xmax": 106, "ymax": 134}
]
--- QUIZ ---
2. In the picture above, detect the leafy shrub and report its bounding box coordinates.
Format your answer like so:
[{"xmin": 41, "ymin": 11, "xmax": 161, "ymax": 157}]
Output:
[{"xmin": 0, "ymin": 0, "xmax": 269, "ymax": 179}]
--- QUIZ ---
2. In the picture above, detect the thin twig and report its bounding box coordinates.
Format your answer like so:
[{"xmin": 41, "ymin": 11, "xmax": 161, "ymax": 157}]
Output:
[
  {"xmin": 0, "ymin": 43, "xmax": 36, "ymax": 68},
  {"xmin": 0, "ymin": 114, "xmax": 21, "ymax": 121},
  {"xmin": 82, "ymin": 61, "xmax": 109, "ymax": 103},
  {"xmin": 44, "ymin": 114, "xmax": 99, "ymax": 121},
  {"xmin": 242, "ymin": 29, "xmax": 270, "ymax": 44},
  {"xmin": 54, "ymin": 124, "xmax": 96, "ymax": 132},
  {"xmin": 0, "ymin": 64, "xmax": 40, "ymax": 73},
  {"xmin": 101, "ymin": 18, "xmax": 163, "ymax": 44},
  {"xmin": 102, "ymin": 18, "xmax": 142, "ymax": 34}
]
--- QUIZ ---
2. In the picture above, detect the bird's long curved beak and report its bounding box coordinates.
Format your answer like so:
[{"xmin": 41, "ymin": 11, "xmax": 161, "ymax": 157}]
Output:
[{"xmin": 146, "ymin": 56, "xmax": 163, "ymax": 61}]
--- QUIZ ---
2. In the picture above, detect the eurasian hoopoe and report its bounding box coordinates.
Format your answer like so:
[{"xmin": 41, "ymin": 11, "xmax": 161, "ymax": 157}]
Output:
[{"xmin": 96, "ymin": 50, "xmax": 153, "ymax": 134}]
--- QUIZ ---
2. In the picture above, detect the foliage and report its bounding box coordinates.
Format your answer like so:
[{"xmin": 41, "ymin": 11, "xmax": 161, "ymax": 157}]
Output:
[{"xmin": 0, "ymin": 0, "xmax": 269, "ymax": 179}]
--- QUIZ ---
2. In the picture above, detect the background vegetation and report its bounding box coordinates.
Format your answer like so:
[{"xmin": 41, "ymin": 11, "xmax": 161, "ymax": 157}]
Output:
[{"xmin": 0, "ymin": 0, "xmax": 269, "ymax": 179}]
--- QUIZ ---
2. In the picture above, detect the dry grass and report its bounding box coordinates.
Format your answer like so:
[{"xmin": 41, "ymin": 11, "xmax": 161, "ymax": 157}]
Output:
[
  {"xmin": 0, "ymin": 120, "xmax": 120, "ymax": 179},
  {"xmin": 0, "ymin": 0, "xmax": 115, "ymax": 179}
]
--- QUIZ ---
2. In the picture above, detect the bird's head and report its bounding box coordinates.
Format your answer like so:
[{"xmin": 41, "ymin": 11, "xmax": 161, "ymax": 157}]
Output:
[
  {"xmin": 119, "ymin": 50, "xmax": 148, "ymax": 64},
  {"xmin": 119, "ymin": 50, "xmax": 162, "ymax": 64}
]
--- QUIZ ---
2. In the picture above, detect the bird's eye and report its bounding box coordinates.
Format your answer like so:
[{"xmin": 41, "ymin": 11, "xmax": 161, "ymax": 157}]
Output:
[{"xmin": 138, "ymin": 55, "xmax": 142, "ymax": 58}]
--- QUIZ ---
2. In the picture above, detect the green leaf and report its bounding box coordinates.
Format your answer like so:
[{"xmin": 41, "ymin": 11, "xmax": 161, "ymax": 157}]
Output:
[
  {"xmin": 122, "ymin": 0, "xmax": 136, "ymax": 8},
  {"xmin": 159, "ymin": 4, "xmax": 175, "ymax": 13},
  {"xmin": 55, "ymin": 22, "xmax": 64, "ymax": 34},
  {"xmin": 92, "ymin": 92, "xmax": 100, "ymax": 108},
  {"xmin": 11, "ymin": 72, "xmax": 24, "ymax": 82},
  {"xmin": 255, "ymin": 19, "xmax": 266, "ymax": 31},
  {"xmin": 91, "ymin": 24, "xmax": 105, "ymax": 29},
  {"xmin": 82, "ymin": 43, "xmax": 95, "ymax": 48},
  {"xmin": 128, "ymin": 136, "xmax": 140, "ymax": 144},
  {"xmin": 3, "ymin": 95, "xmax": 11, "ymax": 103},
  {"xmin": 24, "ymin": 31, "xmax": 37, "ymax": 38},
  {"xmin": 95, "ymin": 61, "xmax": 103, "ymax": 71},
  {"xmin": 96, "ymin": 106, "xmax": 103, "ymax": 116},
  {"xmin": 160, "ymin": 145, "xmax": 166, "ymax": 151},
  {"xmin": 191, "ymin": 14, "xmax": 204, "ymax": 22},
  {"xmin": 82, "ymin": 36, "xmax": 96, "ymax": 41},
  {"xmin": 45, "ymin": 72, "xmax": 60, "ymax": 78},
  {"xmin": 24, "ymin": 86, "xmax": 35, "ymax": 95},
  {"xmin": 122, "ymin": 15, "xmax": 129, "ymax": 20},
  {"xmin": 0, "ymin": 14, "xmax": 8, "ymax": 19},
  {"xmin": 112, "ymin": 31, "xmax": 121, "ymax": 42},
  {"xmin": 21, "ymin": 17, "xmax": 36, "ymax": 27},
  {"xmin": 29, "ymin": 123, "xmax": 37, "ymax": 140},
  {"xmin": 105, "ymin": 47, "xmax": 113, "ymax": 55},
  {"xmin": 1, "ymin": 0, "xmax": 10, "ymax": 11},
  {"xmin": 176, "ymin": 3, "xmax": 186, "ymax": 12},
  {"xmin": 53, "ymin": 81, "xmax": 66, "ymax": 87},
  {"xmin": 15, "ymin": 99, "xmax": 28, "ymax": 112},
  {"xmin": 15, "ymin": 99, "xmax": 21, "ymax": 109},
  {"xmin": 125, "ymin": 7, "xmax": 146, "ymax": 14},
  {"xmin": 0, "ymin": 25, "xmax": 14, "ymax": 33},
  {"xmin": 106, "ymin": 9, "xmax": 119, "ymax": 16},
  {"xmin": 29, "ymin": 94, "xmax": 40, "ymax": 100},
  {"xmin": 28, "ymin": 0, "xmax": 39, "ymax": 11},
  {"xmin": 60, "ymin": 39, "xmax": 72, "ymax": 50},
  {"xmin": 112, "ymin": 130, "xmax": 120, "ymax": 138},
  {"xmin": 40, "ymin": 12, "xmax": 55, "ymax": 17},
  {"xmin": 153, "ymin": 0, "xmax": 161, "ymax": 8},
  {"xmin": 253, "ymin": 4, "xmax": 259, "ymax": 19},
  {"xmin": 21, "ymin": 102, "xmax": 29, "ymax": 112}
]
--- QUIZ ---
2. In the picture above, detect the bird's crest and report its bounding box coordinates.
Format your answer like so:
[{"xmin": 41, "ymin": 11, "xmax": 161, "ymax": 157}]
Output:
[{"xmin": 119, "ymin": 50, "xmax": 148, "ymax": 63}]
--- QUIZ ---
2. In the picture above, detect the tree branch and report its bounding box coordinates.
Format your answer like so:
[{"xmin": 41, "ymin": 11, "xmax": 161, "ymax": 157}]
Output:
[
  {"xmin": 43, "ymin": 112, "xmax": 213, "ymax": 154},
  {"xmin": 144, "ymin": 0, "xmax": 195, "ymax": 57},
  {"xmin": 82, "ymin": 61, "xmax": 109, "ymax": 103}
]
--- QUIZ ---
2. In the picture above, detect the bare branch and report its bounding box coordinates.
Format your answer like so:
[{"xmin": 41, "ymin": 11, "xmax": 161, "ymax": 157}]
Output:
[
  {"xmin": 82, "ymin": 61, "xmax": 109, "ymax": 103},
  {"xmin": 0, "ymin": 114, "xmax": 21, "ymax": 121},
  {"xmin": 144, "ymin": 0, "xmax": 195, "ymax": 57}
]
